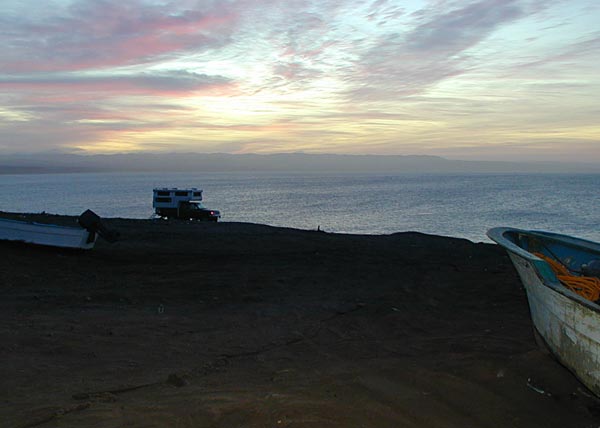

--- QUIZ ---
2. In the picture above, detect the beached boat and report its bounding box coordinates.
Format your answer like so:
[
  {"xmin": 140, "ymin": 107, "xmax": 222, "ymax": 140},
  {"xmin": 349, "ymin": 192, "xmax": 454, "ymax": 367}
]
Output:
[
  {"xmin": 0, "ymin": 210, "xmax": 118, "ymax": 250},
  {"xmin": 488, "ymin": 227, "xmax": 600, "ymax": 396},
  {"xmin": 0, "ymin": 217, "xmax": 96, "ymax": 249}
]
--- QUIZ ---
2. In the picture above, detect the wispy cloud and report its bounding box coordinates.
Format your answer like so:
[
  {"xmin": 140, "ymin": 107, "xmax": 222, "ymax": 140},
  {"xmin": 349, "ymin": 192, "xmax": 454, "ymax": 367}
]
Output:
[
  {"xmin": 1, "ymin": 0, "xmax": 237, "ymax": 72},
  {"xmin": 346, "ymin": 0, "xmax": 526, "ymax": 99},
  {"xmin": 0, "ymin": 71, "xmax": 234, "ymax": 97},
  {"xmin": 506, "ymin": 33, "xmax": 600, "ymax": 76},
  {"xmin": 0, "ymin": 0, "xmax": 598, "ymax": 160}
]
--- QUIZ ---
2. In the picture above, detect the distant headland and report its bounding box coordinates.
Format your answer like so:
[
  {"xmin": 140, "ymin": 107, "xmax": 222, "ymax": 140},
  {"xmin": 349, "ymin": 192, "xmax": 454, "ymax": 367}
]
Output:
[{"xmin": 1, "ymin": 152, "xmax": 599, "ymax": 174}]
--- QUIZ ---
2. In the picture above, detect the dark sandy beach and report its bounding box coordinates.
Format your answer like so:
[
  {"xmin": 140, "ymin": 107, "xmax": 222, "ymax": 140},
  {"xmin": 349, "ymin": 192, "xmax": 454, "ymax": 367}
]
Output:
[{"xmin": 1, "ymin": 214, "xmax": 599, "ymax": 427}]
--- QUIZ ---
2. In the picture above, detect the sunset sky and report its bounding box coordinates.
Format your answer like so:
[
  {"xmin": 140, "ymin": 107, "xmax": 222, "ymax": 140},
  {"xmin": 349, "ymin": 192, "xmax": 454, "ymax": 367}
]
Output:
[{"xmin": 1, "ymin": 0, "xmax": 599, "ymax": 161}]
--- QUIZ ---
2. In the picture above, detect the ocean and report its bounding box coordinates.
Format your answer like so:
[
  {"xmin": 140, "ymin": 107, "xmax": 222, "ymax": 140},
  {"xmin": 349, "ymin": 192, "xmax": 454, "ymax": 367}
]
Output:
[{"xmin": 1, "ymin": 172, "xmax": 599, "ymax": 243}]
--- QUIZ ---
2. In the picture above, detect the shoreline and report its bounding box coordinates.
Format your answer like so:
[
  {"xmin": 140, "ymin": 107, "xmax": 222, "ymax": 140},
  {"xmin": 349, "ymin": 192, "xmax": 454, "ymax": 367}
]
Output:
[{"xmin": 1, "ymin": 215, "xmax": 599, "ymax": 426}]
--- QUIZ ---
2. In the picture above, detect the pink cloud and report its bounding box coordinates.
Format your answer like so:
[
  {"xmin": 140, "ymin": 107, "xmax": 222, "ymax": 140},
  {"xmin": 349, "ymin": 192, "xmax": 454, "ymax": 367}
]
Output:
[
  {"xmin": 0, "ymin": 71, "xmax": 237, "ymax": 101},
  {"xmin": 1, "ymin": 1, "xmax": 238, "ymax": 73}
]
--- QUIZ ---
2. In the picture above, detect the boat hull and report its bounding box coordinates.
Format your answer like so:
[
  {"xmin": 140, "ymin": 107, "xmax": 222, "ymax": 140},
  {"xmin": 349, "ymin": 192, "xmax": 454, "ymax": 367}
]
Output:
[
  {"xmin": 0, "ymin": 218, "xmax": 96, "ymax": 249},
  {"xmin": 488, "ymin": 227, "xmax": 600, "ymax": 396},
  {"xmin": 508, "ymin": 251, "xmax": 600, "ymax": 396}
]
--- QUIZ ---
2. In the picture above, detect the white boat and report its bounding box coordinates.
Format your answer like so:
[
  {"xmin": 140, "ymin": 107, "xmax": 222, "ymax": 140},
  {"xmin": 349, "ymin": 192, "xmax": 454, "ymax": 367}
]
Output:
[
  {"xmin": 488, "ymin": 227, "xmax": 600, "ymax": 396},
  {"xmin": 0, "ymin": 217, "xmax": 97, "ymax": 249},
  {"xmin": 0, "ymin": 210, "xmax": 118, "ymax": 250}
]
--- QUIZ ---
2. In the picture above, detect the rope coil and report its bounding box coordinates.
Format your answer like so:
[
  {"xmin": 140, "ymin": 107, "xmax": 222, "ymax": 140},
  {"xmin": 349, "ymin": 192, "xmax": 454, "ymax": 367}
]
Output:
[{"xmin": 534, "ymin": 252, "xmax": 600, "ymax": 301}]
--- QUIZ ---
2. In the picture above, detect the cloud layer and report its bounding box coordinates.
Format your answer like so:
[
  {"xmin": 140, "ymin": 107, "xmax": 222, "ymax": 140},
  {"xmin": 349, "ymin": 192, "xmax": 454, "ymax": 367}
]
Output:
[
  {"xmin": 0, "ymin": 0, "xmax": 598, "ymax": 161},
  {"xmin": 2, "ymin": 0, "xmax": 237, "ymax": 72}
]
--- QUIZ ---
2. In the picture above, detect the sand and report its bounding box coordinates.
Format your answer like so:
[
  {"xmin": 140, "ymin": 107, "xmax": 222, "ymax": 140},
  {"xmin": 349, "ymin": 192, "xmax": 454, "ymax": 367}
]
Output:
[{"xmin": 1, "ymin": 214, "xmax": 599, "ymax": 427}]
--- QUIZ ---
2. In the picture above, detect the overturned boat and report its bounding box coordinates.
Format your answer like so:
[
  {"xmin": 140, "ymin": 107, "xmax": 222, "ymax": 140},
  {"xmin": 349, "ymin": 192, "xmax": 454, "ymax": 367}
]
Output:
[
  {"xmin": 488, "ymin": 227, "xmax": 600, "ymax": 396},
  {"xmin": 0, "ymin": 210, "xmax": 118, "ymax": 250}
]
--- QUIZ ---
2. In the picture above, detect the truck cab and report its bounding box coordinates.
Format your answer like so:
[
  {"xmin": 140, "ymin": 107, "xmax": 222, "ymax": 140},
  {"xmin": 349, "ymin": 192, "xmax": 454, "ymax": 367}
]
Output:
[{"xmin": 153, "ymin": 188, "xmax": 221, "ymax": 221}]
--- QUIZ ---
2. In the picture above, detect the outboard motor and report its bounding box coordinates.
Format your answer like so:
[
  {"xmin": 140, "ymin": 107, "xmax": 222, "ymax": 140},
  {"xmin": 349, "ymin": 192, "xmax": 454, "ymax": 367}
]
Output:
[
  {"xmin": 78, "ymin": 210, "xmax": 120, "ymax": 243},
  {"xmin": 581, "ymin": 260, "xmax": 600, "ymax": 279}
]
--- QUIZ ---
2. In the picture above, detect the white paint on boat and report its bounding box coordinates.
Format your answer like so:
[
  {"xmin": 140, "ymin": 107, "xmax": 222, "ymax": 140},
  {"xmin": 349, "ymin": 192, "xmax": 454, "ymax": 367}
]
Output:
[
  {"xmin": 488, "ymin": 227, "xmax": 600, "ymax": 396},
  {"xmin": 0, "ymin": 217, "xmax": 96, "ymax": 249}
]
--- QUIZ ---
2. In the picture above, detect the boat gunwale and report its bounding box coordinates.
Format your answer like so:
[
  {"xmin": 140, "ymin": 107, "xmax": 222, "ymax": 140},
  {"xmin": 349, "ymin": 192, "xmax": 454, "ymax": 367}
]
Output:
[
  {"xmin": 487, "ymin": 226, "xmax": 600, "ymax": 314},
  {"xmin": 0, "ymin": 216, "xmax": 87, "ymax": 232}
]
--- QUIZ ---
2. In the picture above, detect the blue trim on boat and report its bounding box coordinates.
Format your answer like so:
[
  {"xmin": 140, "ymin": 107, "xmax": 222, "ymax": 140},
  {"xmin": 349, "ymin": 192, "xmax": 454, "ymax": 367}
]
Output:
[{"xmin": 487, "ymin": 227, "xmax": 600, "ymax": 313}]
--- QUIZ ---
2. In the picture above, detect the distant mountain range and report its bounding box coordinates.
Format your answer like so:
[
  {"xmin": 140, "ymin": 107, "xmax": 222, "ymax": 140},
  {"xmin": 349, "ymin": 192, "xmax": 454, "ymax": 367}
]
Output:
[{"xmin": 1, "ymin": 152, "xmax": 599, "ymax": 174}]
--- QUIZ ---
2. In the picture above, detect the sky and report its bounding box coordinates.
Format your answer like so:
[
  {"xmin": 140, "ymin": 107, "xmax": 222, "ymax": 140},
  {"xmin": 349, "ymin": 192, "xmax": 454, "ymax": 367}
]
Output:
[{"xmin": 1, "ymin": 0, "xmax": 599, "ymax": 162}]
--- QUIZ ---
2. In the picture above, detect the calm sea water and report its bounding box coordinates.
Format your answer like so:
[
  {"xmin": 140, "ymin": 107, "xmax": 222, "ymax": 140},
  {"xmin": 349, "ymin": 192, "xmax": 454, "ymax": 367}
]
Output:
[{"xmin": 1, "ymin": 172, "xmax": 598, "ymax": 243}]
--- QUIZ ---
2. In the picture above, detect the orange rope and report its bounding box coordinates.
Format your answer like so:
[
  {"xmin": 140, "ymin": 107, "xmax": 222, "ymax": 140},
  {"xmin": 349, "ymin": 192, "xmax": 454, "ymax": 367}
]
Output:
[{"xmin": 534, "ymin": 252, "xmax": 600, "ymax": 301}]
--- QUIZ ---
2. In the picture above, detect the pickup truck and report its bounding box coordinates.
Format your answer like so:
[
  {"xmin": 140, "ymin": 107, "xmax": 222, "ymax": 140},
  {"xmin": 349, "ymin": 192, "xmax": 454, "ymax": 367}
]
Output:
[{"xmin": 153, "ymin": 188, "xmax": 221, "ymax": 221}]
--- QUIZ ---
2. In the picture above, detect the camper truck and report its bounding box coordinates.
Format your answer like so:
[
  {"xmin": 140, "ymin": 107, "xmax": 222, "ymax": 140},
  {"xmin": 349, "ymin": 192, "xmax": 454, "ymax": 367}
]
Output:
[{"xmin": 152, "ymin": 188, "xmax": 221, "ymax": 221}]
